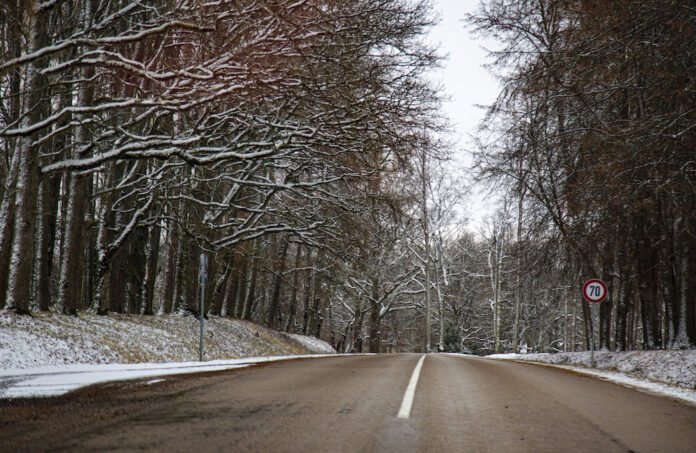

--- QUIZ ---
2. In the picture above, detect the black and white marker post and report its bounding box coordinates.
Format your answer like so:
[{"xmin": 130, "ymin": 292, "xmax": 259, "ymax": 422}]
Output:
[
  {"xmin": 199, "ymin": 253, "xmax": 209, "ymax": 362},
  {"xmin": 582, "ymin": 279, "xmax": 608, "ymax": 367}
]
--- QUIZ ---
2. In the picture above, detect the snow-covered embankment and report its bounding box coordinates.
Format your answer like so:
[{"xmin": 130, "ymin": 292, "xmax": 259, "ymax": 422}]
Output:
[{"xmin": 488, "ymin": 350, "xmax": 696, "ymax": 406}]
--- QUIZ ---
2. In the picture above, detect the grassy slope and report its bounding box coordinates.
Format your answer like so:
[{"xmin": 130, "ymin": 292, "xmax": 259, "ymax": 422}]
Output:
[{"xmin": 0, "ymin": 311, "xmax": 335, "ymax": 369}]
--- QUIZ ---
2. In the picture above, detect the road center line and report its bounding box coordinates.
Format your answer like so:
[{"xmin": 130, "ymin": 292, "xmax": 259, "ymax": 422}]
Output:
[{"xmin": 397, "ymin": 354, "xmax": 426, "ymax": 419}]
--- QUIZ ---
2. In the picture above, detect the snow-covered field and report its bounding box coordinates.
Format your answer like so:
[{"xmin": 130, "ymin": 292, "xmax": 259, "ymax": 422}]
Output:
[
  {"xmin": 0, "ymin": 310, "xmax": 337, "ymax": 398},
  {"xmin": 488, "ymin": 351, "xmax": 696, "ymax": 406}
]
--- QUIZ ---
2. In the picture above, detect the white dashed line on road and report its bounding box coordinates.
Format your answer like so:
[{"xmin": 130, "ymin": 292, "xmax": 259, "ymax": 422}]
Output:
[{"xmin": 397, "ymin": 354, "xmax": 426, "ymax": 419}]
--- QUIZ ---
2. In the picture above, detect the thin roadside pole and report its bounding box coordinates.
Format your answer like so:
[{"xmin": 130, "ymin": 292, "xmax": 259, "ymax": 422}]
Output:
[
  {"xmin": 199, "ymin": 254, "xmax": 209, "ymax": 362},
  {"xmin": 590, "ymin": 308, "xmax": 595, "ymax": 367}
]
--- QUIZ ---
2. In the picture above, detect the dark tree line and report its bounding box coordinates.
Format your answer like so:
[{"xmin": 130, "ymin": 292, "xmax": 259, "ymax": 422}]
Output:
[{"xmin": 469, "ymin": 0, "xmax": 696, "ymax": 350}]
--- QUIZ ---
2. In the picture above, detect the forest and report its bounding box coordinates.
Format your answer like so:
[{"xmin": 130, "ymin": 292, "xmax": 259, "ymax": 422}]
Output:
[{"xmin": 1, "ymin": 0, "xmax": 695, "ymax": 355}]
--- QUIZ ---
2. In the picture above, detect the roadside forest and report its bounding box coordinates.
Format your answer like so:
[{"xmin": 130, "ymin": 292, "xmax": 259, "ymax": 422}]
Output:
[
  {"xmin": 1, "ymin": 0, "xmax": 695, "ymax": 356},
  {"xmin": 470, "ymin": 0, "xmax": 696, "ymax": 352}
]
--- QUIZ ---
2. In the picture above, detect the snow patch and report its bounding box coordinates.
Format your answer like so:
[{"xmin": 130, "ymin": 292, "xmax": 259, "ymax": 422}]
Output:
[
  {"xmin": 487, "ymin": 351, "xmax": 696, "ymax": 406},
  {"xmin": 287, "ymin": 333, "xmax": 337, "ymax": 354},
  {"xmin": 0, "ymin": 355, "xmax": 343, "ymax": 398}
]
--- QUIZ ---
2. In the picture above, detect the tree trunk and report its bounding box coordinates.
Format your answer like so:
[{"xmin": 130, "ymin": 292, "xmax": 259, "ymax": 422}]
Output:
[
  {"xmin": 309, "ymin": 249, "xmax": 325, "ymax": 337},
  {"xmin": 615, "ymin": 268, "xmax": 633, "ymax": 351},
  {"xmin": 0, "ymin": 148, "xmax": 20, "ymax": 310},
  {"xmin": 672, "ymin": 244, "xmax": 691, "ymax": 348},
  {"xmin": 4, "ymin": 1, "xmax": 48, "ymax": 313},
  {"xmin": 302, "ymin": 249, "xmax": 314, "ymax": 335},
  {"xmin": 233, "ymin": 256, "xmax": 248, "ymax": 319},
  {"xmin": 223, "ymin": 260, "xmax": 240, "ymax": 318},
  {"xmin": 55, "ymin": 0, "xmax": 96, "ymax": 314},
  {"xmin": 31, "ymin": 173, "xmax": 59, "ymax": 311},
  {"xmin": 242, "ymin": 246, "xmax": 258, "ymax": 321},
  {"xmin": 265, "ymin": 239, "xmax": 289, "ymax": 329},
  {"xmin": 56, "ymin": 170, "xmax": 91, "ymax": 314},
  {"xmin": 0, "ymin": 0, "xmax": 23, "ymax": 309},
  {"xmin": 284, "ymin": 245, "xmax": 303, "ymax": 332},
  {"xmin": 210, "ymin": 261, "xmax": 229, "ymax": 317},
  {"xmin": 158, "ymin": 224, "xmax": 178, "ymax": 314},
  {"xmin": 368, "ymin": 277, "xmax": 381, "ymax": 353},
  {"xmin": 140, "ymin": 222, "xmax": 161, "ymax": 315},
  {"xmin": 513, "ymin": 183, "xmax": 525, "ymax": 353},
  {"xmin": 599, "ymin": 264, "xmax": 613, "ymax": 350}
]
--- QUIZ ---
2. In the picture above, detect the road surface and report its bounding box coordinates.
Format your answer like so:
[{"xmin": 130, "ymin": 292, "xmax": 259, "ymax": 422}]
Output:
[{"xmin": 2, "ymin": 354, "xmax": 695, "ymax": 452}]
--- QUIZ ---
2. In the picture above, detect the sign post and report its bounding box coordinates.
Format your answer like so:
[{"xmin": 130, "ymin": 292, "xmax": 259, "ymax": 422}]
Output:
[
  {"xmin": 198, "ymin": 253, "xmax": 209, "ymax": 362},
  {"xmin": 582, "ymin": 279, "xmax": 607, "ymax": 367}
]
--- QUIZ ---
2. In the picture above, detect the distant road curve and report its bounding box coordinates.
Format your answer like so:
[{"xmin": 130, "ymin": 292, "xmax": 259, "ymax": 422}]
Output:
[{"xmin": 2, "ymin": 353, "xmax": 695, "ymax": 452}]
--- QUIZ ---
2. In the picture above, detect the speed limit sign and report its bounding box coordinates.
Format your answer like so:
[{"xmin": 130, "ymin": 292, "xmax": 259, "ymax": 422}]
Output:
[{"xmin": 583, "ymin": 279, "xmax": 608, "ymax": 303}]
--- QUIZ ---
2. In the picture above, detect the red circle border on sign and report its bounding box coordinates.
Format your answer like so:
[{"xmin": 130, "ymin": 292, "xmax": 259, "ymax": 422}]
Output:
[{"xmin": 583, "ymin": 279, "xmax": 608, "ymax": 303}]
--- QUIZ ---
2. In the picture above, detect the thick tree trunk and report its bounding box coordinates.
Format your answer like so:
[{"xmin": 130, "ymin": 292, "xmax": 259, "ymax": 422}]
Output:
[
  {"xmin": 265, "ymin": 239, "xmax": 289, "ymax": 329},
  {"xmin": 368, "ymin": 278, "xmax": 381, "ymax": 353},
  {"xmin": 354, "ymin": 309, "xmax": 365, "ymax": 353},
  {"xmin": 159, "ymin": 225, "xmax": 178, "ymax": 314},
  {"xmin": 219, "ymin": 260, "xmax": 236, "ymax": 317},
  {"xmin": 513, "ymin": 184, "xmax": 525, "ymax": 353},
  {"xmin": 57, "ymin": 170, "xmax": 91, "ymax": 314},
  {"xmin": 309, "ymin": 249, "xmax": 325, "ymax": 337},
  {"xmin": 140, "ymin": 222, "xmax": 161, "ymax": 315},
  {"xmin": 233, "ymin": 256, "xmax": 248, "ymax": 319},
  {"xmin": 0, "ymin": 0, "xmax": 22, "ymax": 309},
  {"xmin": 615, "ymin": 268, "xmax": 633, "ymax": 351},
  {"xmin": 55, "ymin": 0, "xmax": 96, "ymax": 315},
  {"xmin": 0, "ymin": 150, "xmax": 20, "ymax": 309},
  {"xmin": 210, "ymin": 262, "xmax": 229, "ymax": 317},
  {"xmin": 31, "ymin": 173, "xmax": 59, "ymax": 311},
  {"xmin": 4, "ymin": 1, "xmax": 48, "ymax": 313},
  {"xmin": 284, "ymin": 245, "xmax": 303, "ymax": 332},
  {"xmin": 301, "ymin": 249, "xmax": 314, "ymax": 335},
  {"xmin": 171, "ymin": 228, "xmax": 186, "ymax": 313},
  {"xmin": 93, "ymin": 164, "xmax": 114, "ymax": 314},
  {"xmin": 672, "ymin": 246, "xmax": 691, "ymax": 348},
  {"xmin": 242, "ymin": 246, "xmax": 258, "ymax": 321},
  {"xmin": 183, "ymin": 241, "xmax": 200, "ymax": 315}
]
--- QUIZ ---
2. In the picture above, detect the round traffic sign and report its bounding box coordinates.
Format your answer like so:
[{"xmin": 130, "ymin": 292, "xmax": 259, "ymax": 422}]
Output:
[{"xmin": 583, "ymin": 279, "xmax": 607, "ymax": 303}]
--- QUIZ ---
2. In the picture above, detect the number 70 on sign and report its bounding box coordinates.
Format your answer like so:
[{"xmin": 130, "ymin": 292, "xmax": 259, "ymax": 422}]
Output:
[{"xmin": 583, "ymin": 279, "xmax": 608, "ymax": 303}]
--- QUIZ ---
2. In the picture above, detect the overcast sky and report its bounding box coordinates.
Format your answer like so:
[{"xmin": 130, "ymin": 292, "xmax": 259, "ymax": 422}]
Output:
[{"xmin": 426, "ymin": 0, "xmax": 501, "ymax": 230}]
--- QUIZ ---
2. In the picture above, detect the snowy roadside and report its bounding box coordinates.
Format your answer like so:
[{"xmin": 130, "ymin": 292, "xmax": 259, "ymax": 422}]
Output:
[
  {"xmin": 0, "ymin": 311, "xmax": 336, "ymax": 369},
  {"xmin": 487, "ymin": 351, "xmax": 696, "ymax": 406},
  {"xmin": 0, "ymin": 354, "xmax": 342, "ymax": 399},
  {"xmin": 0, "ymin": 311, "xmax": 338, "ymax": 399}
]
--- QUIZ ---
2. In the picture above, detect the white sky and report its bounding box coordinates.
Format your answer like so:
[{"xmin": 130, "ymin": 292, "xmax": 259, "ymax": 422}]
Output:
[{"xmin": 426, "ymin": 0, "xmax": 501, "ymax": 230}]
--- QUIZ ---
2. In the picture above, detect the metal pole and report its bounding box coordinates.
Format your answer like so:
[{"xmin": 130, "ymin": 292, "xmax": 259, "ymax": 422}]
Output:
[
  {"xmin": 199, "ymin": 253, "xmax": 208, "ymax": 362},
  {"xmin": 200, "ymin": 280, "xmax": 204, "ymax": 362},
  {"xmin": 590, "ymin": 304, "xmax": 595, "ymax": 367}
]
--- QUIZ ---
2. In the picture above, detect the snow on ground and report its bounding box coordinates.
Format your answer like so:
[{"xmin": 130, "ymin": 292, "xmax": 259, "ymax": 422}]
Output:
[
  {"xmin": 0, "ymin": 311, "xmax": 335, "ymax": 369},
  {"xmin": 287, "ymin": 333, "xmax": 337, "ymax": 354},
  {"xmin": 0, "ymin": 355, "xmax": 340, "ymax": 399},
  {"xmin": 487, "ymin": 351, "xmax": 696, "ymax": 406},
  {"xmin": 0, "ymin": 310, "xmax": 337, "ymax": 398}
]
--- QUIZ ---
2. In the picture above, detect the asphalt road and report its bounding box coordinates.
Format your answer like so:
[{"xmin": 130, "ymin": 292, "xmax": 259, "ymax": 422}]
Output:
[{"xmin": 2, "ymin": 354, "xmax": 696, "ymax": 452}]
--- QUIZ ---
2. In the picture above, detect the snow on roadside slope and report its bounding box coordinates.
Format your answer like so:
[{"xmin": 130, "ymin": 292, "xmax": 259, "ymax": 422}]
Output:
[
  {"xmin": 0, "ymin": 311, "xmax": 336, "ymax": 370},
  {"xmin": 287, "ymin": 333, "xmax": 337, "ymax": 354},
  {"xmin": 488, "ymin": 351, "xmax": 696, "ymax": 406}
]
